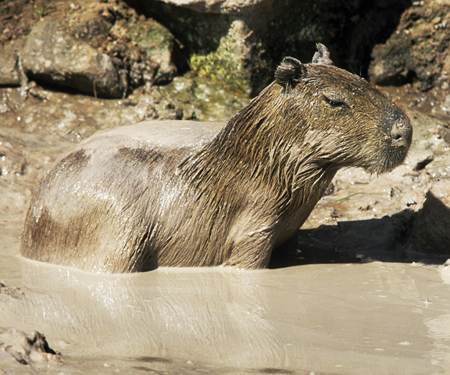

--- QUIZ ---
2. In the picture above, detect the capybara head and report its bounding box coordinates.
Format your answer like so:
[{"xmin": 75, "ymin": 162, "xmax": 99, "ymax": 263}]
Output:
[
  {"xmin": 215, "ymin": 44, "xmax": 412, "ymax": 185},
  {"xmin": 270, "ymin": 44, "xmax": 412, "ymax": 174}
]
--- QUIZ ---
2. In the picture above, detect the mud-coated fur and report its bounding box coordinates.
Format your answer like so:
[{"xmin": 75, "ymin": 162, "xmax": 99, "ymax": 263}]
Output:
[{"xmin": 21, "ymin": 44, "xmax": 412, "ymax": 273}]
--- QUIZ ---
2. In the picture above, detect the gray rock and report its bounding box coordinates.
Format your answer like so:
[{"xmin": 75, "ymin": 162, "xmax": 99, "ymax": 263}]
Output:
[
  {"xmin": 21, "ymin": 19, "xmax": 125, "ymax": 98},
  {"xmin": 369, "ymin": 0, "xmax": 450, "ymax": 89}
]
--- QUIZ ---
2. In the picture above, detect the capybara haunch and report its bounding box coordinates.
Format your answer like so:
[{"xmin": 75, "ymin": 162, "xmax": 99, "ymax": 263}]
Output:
[{"xmin": 21, "ymin": 44, "xmax": 412, "ymax": 273}]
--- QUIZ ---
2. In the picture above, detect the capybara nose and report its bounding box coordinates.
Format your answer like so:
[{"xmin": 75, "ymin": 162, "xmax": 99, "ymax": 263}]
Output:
[
  {"xmin": 391, "ymin": 121, "xmax": 412, "ymax": 148},
  {"xmin": 389, "ymin": 110, "xmax": 412, "ymax": 149}
]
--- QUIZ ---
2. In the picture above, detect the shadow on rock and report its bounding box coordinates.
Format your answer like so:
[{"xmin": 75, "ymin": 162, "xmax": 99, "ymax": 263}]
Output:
[{"xmin": 270, "ymin": 209, "xmax": 448, "ymax": 269}]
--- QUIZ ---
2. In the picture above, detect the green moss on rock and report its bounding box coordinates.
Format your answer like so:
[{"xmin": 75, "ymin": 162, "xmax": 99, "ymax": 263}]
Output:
[
  {"xmin": 190, "ymin": 20, "xmax": 252, "ymax": 97},
  {"xmin": 157, "ymin": 72, "xmax": 249, "ymax": 121}
]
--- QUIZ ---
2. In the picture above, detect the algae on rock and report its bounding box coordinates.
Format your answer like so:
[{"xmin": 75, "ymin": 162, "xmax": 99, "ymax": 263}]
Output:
[
  {"xmin": 190, "ymin": 20, "xmax": 252, "ymax": 96},
  {"xmin": 156, "ymin": 72, "xmax": 249, "ymax": 121}
]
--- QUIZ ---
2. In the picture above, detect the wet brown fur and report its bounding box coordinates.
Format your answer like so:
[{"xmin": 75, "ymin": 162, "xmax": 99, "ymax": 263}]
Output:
[{"xmin": 21, "ymin": 45, "xmax": 412, "ymax": 273}]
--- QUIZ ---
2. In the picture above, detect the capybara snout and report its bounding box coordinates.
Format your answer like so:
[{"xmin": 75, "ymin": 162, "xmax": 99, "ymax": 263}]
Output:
[{"xmin": 388, "ymin": 108, "xmax": 413, "ymax": 148}]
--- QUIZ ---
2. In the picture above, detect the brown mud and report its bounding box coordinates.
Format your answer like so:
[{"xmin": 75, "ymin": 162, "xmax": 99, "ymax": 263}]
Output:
[{"xmin": 3, "ymin": 223, "xmax": 450, "ymax": 374}]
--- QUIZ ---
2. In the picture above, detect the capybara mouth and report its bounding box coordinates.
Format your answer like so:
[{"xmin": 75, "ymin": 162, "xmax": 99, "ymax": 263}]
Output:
[{"xmin": 379, "ymin": 144, "xmax": 411, "ymax": 173}]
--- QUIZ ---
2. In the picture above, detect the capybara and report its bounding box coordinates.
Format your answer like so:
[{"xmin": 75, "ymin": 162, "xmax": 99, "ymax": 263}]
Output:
[{"xmin": 21, "ymin": 44, "xmax": 412, "ymax": 273}]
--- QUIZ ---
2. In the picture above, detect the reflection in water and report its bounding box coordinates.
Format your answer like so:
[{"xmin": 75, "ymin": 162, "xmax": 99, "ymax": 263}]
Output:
[
  {"xmin": 2, "ymin": 258, "xmax": 450, "ymax": 374},
  {"xmin": 7, "ymin": 261, "xmax": 286, "ymax": 368}
]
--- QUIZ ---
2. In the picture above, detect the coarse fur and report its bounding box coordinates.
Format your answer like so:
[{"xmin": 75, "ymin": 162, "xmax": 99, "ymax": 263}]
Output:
[{"xmin": 21, "ymin": 44, "xmax": 412, "ymax": 273}]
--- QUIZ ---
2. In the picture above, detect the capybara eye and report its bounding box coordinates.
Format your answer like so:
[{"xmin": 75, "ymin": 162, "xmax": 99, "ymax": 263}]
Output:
[{"xmin": 323, "ymin": 95, "xmax": 348, "ymax": 109}]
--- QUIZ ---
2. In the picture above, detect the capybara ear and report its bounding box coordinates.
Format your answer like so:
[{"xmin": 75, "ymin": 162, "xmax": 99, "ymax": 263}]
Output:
[
  {"xmin": 275, "ymin": 57, "xmax": 307, "ymax": 87},
  {"xmin": 312, "ymin": 43, "xmax": 334, "ymax": 65}
]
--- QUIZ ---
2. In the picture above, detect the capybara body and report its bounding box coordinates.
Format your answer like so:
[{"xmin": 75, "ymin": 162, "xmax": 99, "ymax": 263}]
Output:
[{"xmin": 21, "ymin": 45, "xmax": 412, "ymax": 273}]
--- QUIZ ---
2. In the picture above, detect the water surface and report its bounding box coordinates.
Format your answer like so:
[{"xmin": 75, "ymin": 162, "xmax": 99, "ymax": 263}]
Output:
[{"xmin": 2, "ymin": 221, "xmax": 450, "ymax": 374}]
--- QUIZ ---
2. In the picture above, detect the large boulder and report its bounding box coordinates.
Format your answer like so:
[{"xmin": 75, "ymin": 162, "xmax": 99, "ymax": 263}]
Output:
[
  {"xmin": 65, "ymin": 0, "xmax": 177, "ymax": 87},
  {"xmin": 132, "ymin": 0, "xmax": 412, "ymax": 96},
  {"xmin": 369, "ymin": 0, "xmax": 450, "ymax": 89},
  {"xmin": 0, "ymin": 0, "xmax": 178, "ymax": 98},
  {"xmin": 21, "ymin": 19, "xmax": 125, "ymax": 98}
]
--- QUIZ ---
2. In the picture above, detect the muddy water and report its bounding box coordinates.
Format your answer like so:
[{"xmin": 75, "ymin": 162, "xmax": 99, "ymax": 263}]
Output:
[
  {"xmin": 3, "ymin": 217, "xmax": 450, "ymax": 374},
  {"xmin": 2, "ymin": 86, "xmax": 450, "ymax": 374}
]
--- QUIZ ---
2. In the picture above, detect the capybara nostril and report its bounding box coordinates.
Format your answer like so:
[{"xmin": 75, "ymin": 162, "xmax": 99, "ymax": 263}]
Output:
[
  {"xmin": 385, "ymin": 106, "xmax": 412, "ymax": 149},
  {"xmin": 391, "ymin": 120, "xmax": 413, "ymax": 148}
]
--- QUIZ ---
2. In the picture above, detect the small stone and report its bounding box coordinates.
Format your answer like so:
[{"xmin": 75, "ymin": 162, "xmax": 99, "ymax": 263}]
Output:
[
  {"xmin": 413, "ymin": 155, "xmax": 433, "ymax": 171},
  {"xmin": 0, "ymin": 327, "xmax": 61, "ymax": 365}
]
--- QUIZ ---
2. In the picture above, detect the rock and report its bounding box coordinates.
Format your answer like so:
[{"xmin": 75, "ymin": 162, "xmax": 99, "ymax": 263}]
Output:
[
  {"xmin": 0, "ymin": 327, "xmax": 61, "ymax": 365},
  {"xmin": 151, "ymin": 0, "xmax": 274, "ymax": 14},
  {"xmin": 129, "ymin": 19, "xmax": 177, "ymax": 85},
  {"xmin": 412, "ymin": 180, "xmax": 450, "ymax": 255},
  {"xmin": 21, "ymin": 19, "xmax": 125, "ymax": 98},
  {"xmin": 0, "ymin": 0, "xmax": 179, "ymax": 94},
  {"xmin": 189, "ymin": 19, "xmax": 254, "ymax": 95},
  {"xmin": 413, "ymin": 155, "xmax": 434, "ymax": 171},
  {"xmin": 66, "ymin": 1, "xmax": 177, "ymax": 88},
  {"xmin": 131, "ymin": 0, "xmax": 279, "ymax": 96},
  {"xmin": 369, "ymin": 0, "xmax": 450, "ymax": 89}
]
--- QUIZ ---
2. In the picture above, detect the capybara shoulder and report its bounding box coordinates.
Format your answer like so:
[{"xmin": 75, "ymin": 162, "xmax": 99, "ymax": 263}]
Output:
[{"xmin": 21, "ymin": 44, "xmax": 412, "ymax": 273}]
